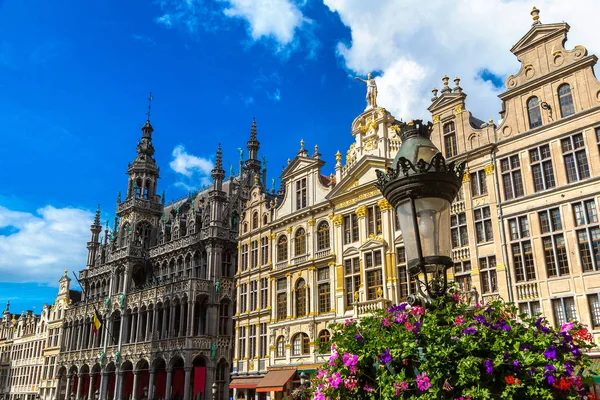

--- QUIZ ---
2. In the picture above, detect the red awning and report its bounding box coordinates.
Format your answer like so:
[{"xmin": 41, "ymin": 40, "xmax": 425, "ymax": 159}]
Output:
[
  {"xmin": 256, "ymin": 370, "xmax": 296, "ymax": 393},
  {"xmin": 229, "ymin": 377, "xmax": 263, "ymax": 389}
]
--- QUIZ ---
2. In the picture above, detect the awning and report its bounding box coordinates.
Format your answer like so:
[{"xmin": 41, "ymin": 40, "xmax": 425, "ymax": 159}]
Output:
[
  {"xmin": 229, "ymin": 377, "xmax": 264, "ymax": 389},
  {"xmin": 256, "ymin": 370, "xmax": 296, "ymax": 393}
]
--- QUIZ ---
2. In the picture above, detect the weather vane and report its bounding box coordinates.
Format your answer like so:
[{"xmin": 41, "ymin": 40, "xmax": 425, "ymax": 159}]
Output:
[{"xmin": 147, "ymin": 92, "xmax": 154, "ymax": 121}]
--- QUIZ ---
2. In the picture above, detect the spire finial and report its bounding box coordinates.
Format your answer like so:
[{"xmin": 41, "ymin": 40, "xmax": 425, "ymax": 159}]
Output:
[
  {"xmin": 94, "ymin": 205, "xmax": 101, "ymax": 225},
  {"xmin": 250, "ymin": 117, "xmax": 257, "ymax": 141},
  {"xmin": 531, "ymin": 6, "xmax": 541, "ymax": 25},
  {"xmin": 146, "ymin": 92, "xmax": 154, "ymax": 121},
  {"xmin": 215, "ymin": 143, "xmax": 223, "ymax": 169},
  {"xmin": 441, "ymin": 75, "xmax": 451, "ymax": 94}
]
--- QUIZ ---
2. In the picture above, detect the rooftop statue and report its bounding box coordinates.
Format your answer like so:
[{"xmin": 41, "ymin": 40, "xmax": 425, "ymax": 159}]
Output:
[{"xmin": 355, "ymin": 73, "xmax": 378, "ymax": 109}]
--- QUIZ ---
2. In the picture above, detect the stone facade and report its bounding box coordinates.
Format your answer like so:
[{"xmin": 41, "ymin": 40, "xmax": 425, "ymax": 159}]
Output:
[
  {"xmin": 230, "ymin": 9, "xmax": 600, "ymax": 399},
  {"xmin": 57, "ymin": 118, "xmax": 263, "ymax": 400}
]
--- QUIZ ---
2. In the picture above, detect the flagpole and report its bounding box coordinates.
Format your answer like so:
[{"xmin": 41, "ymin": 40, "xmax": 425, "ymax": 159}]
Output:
[{"xmin": 71, "ymin": 272, "xmax": 117, "ymax": 344}]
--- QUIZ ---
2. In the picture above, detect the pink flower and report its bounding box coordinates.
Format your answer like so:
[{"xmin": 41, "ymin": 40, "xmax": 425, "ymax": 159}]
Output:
[
  {"xmin": 329, "ymin": 372, "xmax": 342, "ymax": 389},
  {"xmin": 453, "ymin": 293, "xmax": 460, "ymax": 302},
  {"xmin": 394, "ymin": 381, "xmax": 409, "ymax": 395},
  {"xmin": 329, "ymin": 350, "xmax": 339, "ymax": 366},
  {"xmin": 410, "ymin": 306, "xmax": 425, "ymax": 316},
  {"xmin": 343, "ymin": 352, "xmax": 358, "ymax": 368},
  {"xmin": 405, "ymin": 322, "xmax": 414, "ymax": 331},
  {"xmin": 314, "ymin": 391, "xmax": 325, "ymax": 400},
  {"xmin": 381, "ymin": 317, "xmax": 391, "ymax": 327},
  {"xmin": 416, "ymin": 373, "xmax": 432, "ymax": 391},
  {"xmin": 364, "ymin": 383, "xmax": 375, "ymax": 392},
  {"xmin": 344, "ymin": 377, "xmax": 357, "ymax": 390},
  {"xmin": 345, "ymin": 319, "xmax": 353, "ymax": 327},
  {"xmin": 317, "ymin": 369, "xmax": 328, "ymax": 380},
  {"xmin": 560, "ymin": 322, "xmax": 574, "ymax": 332},
  {"xmin": 454, "ymin": 316, "xmax": 465, "ymax": 325}
]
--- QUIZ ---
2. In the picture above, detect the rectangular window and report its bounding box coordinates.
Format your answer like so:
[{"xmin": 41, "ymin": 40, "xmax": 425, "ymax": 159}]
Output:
[
  {"xmin": 344, "ymin": 257, "xmax": 361, "ymax": 308},
  {"xmin": 508, "ymin": 215, "xmax": 536, "ymax": 282},
  {"xmin": 260, "ymin": 237, "xmax": 269, "ymax": 266},
  {"xmin": 444, "ymin": 122, "xmax": 458, "ymax": 158},
  {"xmin": 251, "ymin": 240, "xmax": 258, "ymax": 269},
  {"xmin": 573, "ymin": 199, "xmax": 600, "ymax": 272},
  {"xmin": 479, "ymin": 256, "xmax": 497, "ymax": 294},
  {"xmin": 239, "ymin": 283, "xmax": 248, "ymax": 313},
  {"xmin": 249, "ymin": 325, "xmax": 256, "ymax": 359},
  {"xmin": 276, "ymin": 293, "xmax": 287, "ymax": 320},
  {"xmin": 241, "ymin": 244, "xmax": 248, "ymax": 271},
  {"xmin": 562, "ymin": 133, "xmax": 590, "ymax": 183},
  {"xmin": 450, "ymin": 212, "xmax": 469, "ymax": 248},
  {"xmin": 474, "ymin": 206, "xmax": 493, "ymax": 243},
  {"xmin": 367, "ymin": 205, "xmax": 382, "ymax": 236},
  {"xmin": 470, "ymin": 170, "xmax": 488, "ymax": 197},
  {"xmin": 529, "ymin": 144, "xmax": 556, "ymax": 192},
  {"xmin": 453, "ymin": 261, "xmax": 472, "ymax": 291},
  {"xmin": 396, "ymin": 247, "xmax": 416, "ymax": 300},
  {"xmin": 551, "ymin": 297, "xmax": 578, "ymax": 327},
  {"xmin": 295, "ymin": 178, "xmax": 307, "ymax": 210},
  {"xmin": 500, "ymin": 155, "xmax": 524, "ymax": 200},
  {"xmin": 588, "ymin": 294, "xmax": 600, "ymax": 329},
  {"xmin": 259, "ymin": 323, "xmax": 267, "ymax": 358},
  {"xmin": 260, "ymin": 278, "xmax": 268, "ymax": 309},
  {"xmin": 343, "ymin": 214, "xmax": 359, "ymax": 244},
  {"xmin": 317, "ymin": 267, "xmax": 331, "ymax": 313},
  {"xmin": 538, "ymin": 209, "xmax": 570, "ymax": 277},
  {"xmin": 238, "ymin": 326, "xmax": 246, "ymax": 359},
  {"xmin": 365, "ymin": 250, "xmax": 383, "ymax": 300},
  {"xmin": 518, "ymin": 300, "xmax": 541, "ymax": 318},
  {"xmin": 250, "ymin": 281, "xmax": 258, "ymax": 311}
]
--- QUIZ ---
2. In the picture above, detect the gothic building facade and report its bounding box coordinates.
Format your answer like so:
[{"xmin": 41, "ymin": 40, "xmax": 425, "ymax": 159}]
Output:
[{"xmin": 57, "ymin": 118, "xmax": 263, "ymax": 400}]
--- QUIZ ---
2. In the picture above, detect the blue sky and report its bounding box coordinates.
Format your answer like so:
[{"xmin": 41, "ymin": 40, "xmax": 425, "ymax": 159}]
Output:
[{"xmin": 0, "ymin": 0, "xmax": 598, "ymax": 313}]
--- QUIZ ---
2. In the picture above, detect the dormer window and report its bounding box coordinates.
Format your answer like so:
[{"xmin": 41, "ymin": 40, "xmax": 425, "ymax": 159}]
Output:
[
  {"xmin": 558, "ymin": 84, "xmax": 575, "ymax": 118},
  {"xmin": 443, "ymin": 122, "xmax": 457, "ymax": 158},
  {"xmin": 295, "ymin": 178, "xmax": 307, "ymax": 210},
  {"xmin": 527, "ymin": 97, "xmax": 543, "ymax": 129}
]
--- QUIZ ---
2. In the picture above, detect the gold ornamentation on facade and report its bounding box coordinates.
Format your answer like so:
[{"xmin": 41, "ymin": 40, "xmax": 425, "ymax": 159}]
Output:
[
  {"xmin": 462, "ymin": 173, "xmax": 470, "ymax": 183},
  {"xmin": 376, "ymin": 287, "xmax": 383, "ymax": 298},
  {"xmin": 367, "ymin": 233, "xmax": 385, "ymax": 242},
  {"xmin": 377, "ymin": 198, "xmax": 393, "ymax": 211},
  {"xmin": 308, "ymin": 218, "xmax": 315, "ymax": 226},
  {"xmin": 286, "ymin": 226, "xmax": 292, "ymax": 234},
  {"xmin": 335, "ymin": 151, "xmax": 342, "ymax": 163},
  {"xmin": 358, "ymin": 125, "xmax": 369, "ymax": 134},
  {"xmin": 328, "ymin": 212, "xmax": 335, "ymax": 220},
  {"xmin": 432, "ymin": 115, "xmax": 441, "ymax": 124},
  {"xmin": 335, "ymin": 189, "xmax": 380, "ymax": 209},
  {"xmin": 363, "ymin": 136, "xmax": 378, "ymax": 151},
  {"xmin": 390, "ymin": 124, "xmax": 401, "ymax": 132},
  {"xmin": 484, "ymin": 163, "xmax": 494, "ymax": 175},
  {"xmin": 333, "ymin": 214, "xmax": 344, "ymax": 226},
  {"xmin": 353, "ymin": 292, "xmax": 360, "ymax": 302},
  {"xmin": 496, "ymin": 263, "xmax": 506, "ymax": 271},
  {"xmin": 453, "ymin": 105, "xmax": 463, "ymax": 115},
  {"xmin": 355, "ymin": 205, "xmax": 367, "ymax": 218},
  {"xmin": 328, "ymin": 261, "xmax": 336, "ymax": 267}
]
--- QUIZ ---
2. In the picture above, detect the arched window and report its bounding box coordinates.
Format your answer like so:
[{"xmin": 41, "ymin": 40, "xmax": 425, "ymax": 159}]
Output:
[
  {"xmin": 135, "ymin": 179, "xmax": 142, "ymax": 198},
  {"xmin": 292, "ymin": 333, "xmax": 310, "ymax": 356},
  {"xmin": 136, "ymin": 222, "xmax": 152, "ymax": 248},
  {"xmin": 263, "ymin": 214, "xmax": 268, "ymax": 225},
  {"xmin": 317, "ymin": 221, "xmax": 330, "ymax": 250},
  {"xmin": 443, "ymin": 122, "xmax": 457, "ymax": 158},
  {"xmin": 527, "ymin": 96, "xmax": 542, "ymax": 129},
  {"xmin": 143, "ymin": 179, "xmax": 151, "ymax": 199},
  {"xmin": 252, "ymin": 212, "xmax": 259, "ymax": 230},
  {"xmin": 276, "ymin": 336, "xmax": 285, "ymax": 357},
  {"xmin": 319, "ymin": 329, "xmax": 331, "ymax": 346},
  {"xmin": 295, "ymin": 279, "xmax": 307, "ymax": 317},
  {"xmin": 277, "ymin": 236, "xmax": 288, "ymax": 262},
  {"xmin": 294, "ymin": 228, "xmax": 306, "ymax": 256},
  {"xmin": 558, "ymin": 84, "xmax": 575, "ymax": 117},
  {"xmin": 243, "ymin": 223, "xmax": 248, "ymax": 234},
  {"xmin": 215, "ymin": 360, "xmax": 229, "ymax": 400},
  {"xmin": 120, "ymin": 223, "xmax": 131, "ymax": 247}
]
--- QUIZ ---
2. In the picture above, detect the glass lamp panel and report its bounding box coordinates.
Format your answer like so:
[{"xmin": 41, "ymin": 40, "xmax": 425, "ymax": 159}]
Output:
[
  {"xmin": 396, "ymin": 200, "xmax": 418, "ymax": 263},
  {"xmin": 415, "ymin": 197, "xmax": 452, "ymax": 259}
]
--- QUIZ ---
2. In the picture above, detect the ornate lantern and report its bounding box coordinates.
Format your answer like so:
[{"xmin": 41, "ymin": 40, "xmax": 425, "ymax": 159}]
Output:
[{"xmin": 376, "ymin": 120, "xmax": 465, "ymax": 306}]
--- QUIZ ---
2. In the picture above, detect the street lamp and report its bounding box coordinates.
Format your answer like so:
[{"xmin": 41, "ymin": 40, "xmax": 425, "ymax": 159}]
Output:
[
  {"xmin": 211, "ymin": 383, "xmax": 217, "ymax": 400},
  {"xmin": 376, "ymin": 119, "xmax": 465, "ymax": 307},
  {"xmin": 299, "ymin": 372, "xmax": 307, "ymax": 386},
  {"xmin": 142, "ymin": 387, "xmax": 148, "ymax": 400},
  {"xmin": 94, "ymin": 390, "xmax": 99, "ymax": 400}
]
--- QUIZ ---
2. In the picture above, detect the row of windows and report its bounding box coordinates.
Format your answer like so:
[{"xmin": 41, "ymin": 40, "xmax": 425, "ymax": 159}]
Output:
[
  {"xmin": 275, "ymin": 269, "xmax": 332, "ymax": 319},
  {"xmin": 237, "ymin": 323, "xmax": 268, "ymax": 359},
  {"xmin": 451, "ymin": 206, "xmax": 494, "ymax": 248},
  {"xmin": 274, "ymin": 330, "xmax": 331, "ymax": 358},
  {"xmin": 519, "ymin": 294, "xmax": 600, "ymax": 330}
]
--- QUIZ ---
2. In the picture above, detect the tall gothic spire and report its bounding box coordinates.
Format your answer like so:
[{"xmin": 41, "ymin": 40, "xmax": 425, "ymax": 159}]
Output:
[
  {"xmin": 212, "ymin": 144, "xmax": 225, "ymax": 190},
  {"xmin": 247, "ymin": 117, "xmax": 260, "ymax": 160}
]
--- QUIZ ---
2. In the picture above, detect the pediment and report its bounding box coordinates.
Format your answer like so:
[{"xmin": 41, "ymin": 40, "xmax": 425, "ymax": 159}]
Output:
[
  {"xmin": 342, "ymin": 247, "xmax": 359, "ymax": 257},
  {"xmin": 510, "ymin": 23, "xmax": 569, "ymax": 55},
  {"xmin": 327, "ymin": 155, "xmax": 388, "ymax": 199},
  {"xmin": 428, "ymin": 92, "xmax": 466, "ymax": 113},
  {"xmin": 359, "ymin": 236, "xmax": 387, "ymax": 250},
  {"xmin": 280, "ymin": 156, "xmax": 324, "ymax": 180}
]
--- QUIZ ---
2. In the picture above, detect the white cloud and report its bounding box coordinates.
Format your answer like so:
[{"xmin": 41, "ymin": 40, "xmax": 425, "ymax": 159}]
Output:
[
  {"xmin": 170, "ymin": 145, "xmax": 214, "ymax": 190},
  {"xmin": 223, "ymin": 0, "xmax": 305, "ymax": 45},
  {"xmin": 323, "ymin": 0, "xmax": 600, "ymax": 120},
  {"xmin": 0, "ymin": 205, "xmax": 93, "ymax": 284}
]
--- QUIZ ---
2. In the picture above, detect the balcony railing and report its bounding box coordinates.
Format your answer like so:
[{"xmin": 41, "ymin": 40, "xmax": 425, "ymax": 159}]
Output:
[
  {"xmin": 451, "ymin": 200, "xmax": 466, "ymax": 214},
  {"xmin": 315, "ymin": 249, "xmax": 331, "ymax": 259},
  {"xmin": 354, "ymin": 298, "xmax": 392, "ymax": 317},
  {"xmin": 516, "ymin": 282, "xmax": 539, "ymax": 300},
  {"xmin": 452, "ymin": 246, "xmax": 470, "ymax": 261}
]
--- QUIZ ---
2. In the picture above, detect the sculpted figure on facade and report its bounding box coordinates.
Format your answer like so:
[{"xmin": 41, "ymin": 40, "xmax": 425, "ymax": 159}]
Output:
[{"xmin": 355, "ymin": 73, "xmax": 378, "ymax": 109}]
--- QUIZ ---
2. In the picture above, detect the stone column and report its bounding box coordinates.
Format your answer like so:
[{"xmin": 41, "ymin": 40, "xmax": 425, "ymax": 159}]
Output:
[
  {"xmin": 129, "ymin": 313, "xmax": 136, "ymax": 344},
  {"xmin": 88, "ymin": 373, "xmax": 96, "ymax": 400},
  {"xmin": 164, "ymin": 368, "xmax": 173, "ymax": 400},
  {"xmin": 147, "ymin": 369, "xmax": 155, "ymax": 400},
  {"xmin": 114, "ymin": 371, "xmax": 123, "ymax": 400},
  {"xmin": 178, "ymin": 305, "xmax": 185, "ymax": 337},
  {"xmin": 168, "ymin": 304, "xmax": 176, "ymax": 337},
  {"xmin": 76, "ymin": 373, "xmax": 84, "ymax": 400},
  {"xmin": 65, "ymin": 374, "xmax": 73, "ymax": 400},
  {"xmin": 186, "ymin": 300, "xmax": 194, "ymax": 336},
  {"xmin": 54, "ymin": 375, "xmax": 63, "ymax": 400},
  {"xmin": 99, "ymin": 372, "xmax": 109, "ymax": 400},
  {"xmin": 131, "ymin": 372, "xmax": 139, "ymax": 400},
  {"xmin": 182, "ymin": 367, "xmax": 191, "ymax": 400}
]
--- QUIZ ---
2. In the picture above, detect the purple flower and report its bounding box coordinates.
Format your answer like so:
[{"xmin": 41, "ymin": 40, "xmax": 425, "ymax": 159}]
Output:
[
  {"xmin": 355, "ymin": 333, "xmax": 364, "ymax": 343},
  {"xmin": 560, "ymin": 322, "xmax": 574, "ymax": 332},
  {"xmin": 512, "ymin": 360, "xmax": 522, "ymax": 372},
  {"xmin": 381, "ymin": 317, "xmax": 391, "ymax": 327},
  {"xmin": 329, "ymin": 372, "xmax": 342, "ymax": 389},
  {"xmin": 520, "ymin": 343, "xmax": 533, "ymax": 351},
  {"xmin": 544, "ymin": 364, "xmax": 556, "ymax": 385},
  {"xmin": 380, "ymin": 348, "xmax": 392, "ymax": 364},
  {"xmin": 535, "ymin": 317, "xmax": 551, "ymax": 334},
  {"xmin": 343, "ymin": 352, "xmax": 359, "ymax": 368},
  {"xmin": 484, "ymin": 359, "xmax": 494, "ymax": 374},
  {"xmin": 462, "ymin": 327, "xmax": 477, "ymax": 335},
  {"xmin": 474, "ymin": 315, "xmax": 487, "ymax": 324},
  {"xmin": 564, "ymin": 363, "xmax": 574, "ymax": 376},
  {"xmin": 544, "ymin": 346, "xmax": 557, "ymax": 360}
]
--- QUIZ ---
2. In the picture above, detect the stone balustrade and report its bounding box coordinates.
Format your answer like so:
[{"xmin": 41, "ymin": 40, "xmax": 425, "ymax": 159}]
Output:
[
  {"xmin": 451, "ymin": 200, "xmax": 466, "ymax": 214},
  {"xmin": 452, "ymin": 246, "xmax": 470, "ymax": 261},
  {"xmin": 516, "ymin": 282, "xmax": 539, "ymax": 300}
]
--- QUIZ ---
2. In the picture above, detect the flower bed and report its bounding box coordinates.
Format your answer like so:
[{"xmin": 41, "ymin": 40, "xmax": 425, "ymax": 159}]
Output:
[{"xmin": 311, "ymin": 294, "xmax": 597, "ymax": 399}]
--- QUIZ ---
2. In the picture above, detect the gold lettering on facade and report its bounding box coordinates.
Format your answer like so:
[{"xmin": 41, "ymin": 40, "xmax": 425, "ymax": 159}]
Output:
[{"xmin": 335, "ymin": 189, "xmax": 380, "ymax": 209}]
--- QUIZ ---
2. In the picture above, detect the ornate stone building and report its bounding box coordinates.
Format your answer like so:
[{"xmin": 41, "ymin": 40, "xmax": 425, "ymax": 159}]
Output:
[
  {"xmin": 0, "ymin": 272, "xmax": 77, "ymax": 400},
  {"xmin": 230, "ymin": 7, "xmax": 600, "ymax": 399},
  {"xmin": 58, "ymin": 116, "xmax": 263, "ymax": 400},
  {"xmin": 428, "ymin": 8, "xmax": 600, "ymax": 366}
]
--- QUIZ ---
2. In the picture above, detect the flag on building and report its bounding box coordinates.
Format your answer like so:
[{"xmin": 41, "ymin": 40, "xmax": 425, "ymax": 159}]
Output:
[{"xmin": 92, "ymin": 311, "xmax": 102, "ymax": 334}]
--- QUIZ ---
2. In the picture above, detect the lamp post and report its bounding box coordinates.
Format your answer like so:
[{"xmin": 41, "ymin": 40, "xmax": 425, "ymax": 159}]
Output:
[
  {"xmin": 94, "ymin": 390, "xmax": 99, "ymax": 400},
  {"xmin": 211, "ymin": 383, "xmax": 217, "ymax": 400},
  {"xmin": 142, "ymin": 387, "xmax": 148, "ymax": 400},
  {"xmin": 376, "ymin": 119, "xmax": 465, "ymax": 308},
  {"xmin": 299, "ymin": 372, "xmax": 308, "ymax": 400}
]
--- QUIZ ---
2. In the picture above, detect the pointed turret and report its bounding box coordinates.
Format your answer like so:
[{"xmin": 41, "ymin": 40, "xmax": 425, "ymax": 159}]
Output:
[
  {"xmin": 86, "ymin": 205, "xmax": 102, "ymax": 269},
  {"xmin": 212, "ymin": 144, "xmax": 225, "ymax": 191},
  {"xmin": 245, "ymin": 118, "xmax": 262, "ymax": 178}
]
